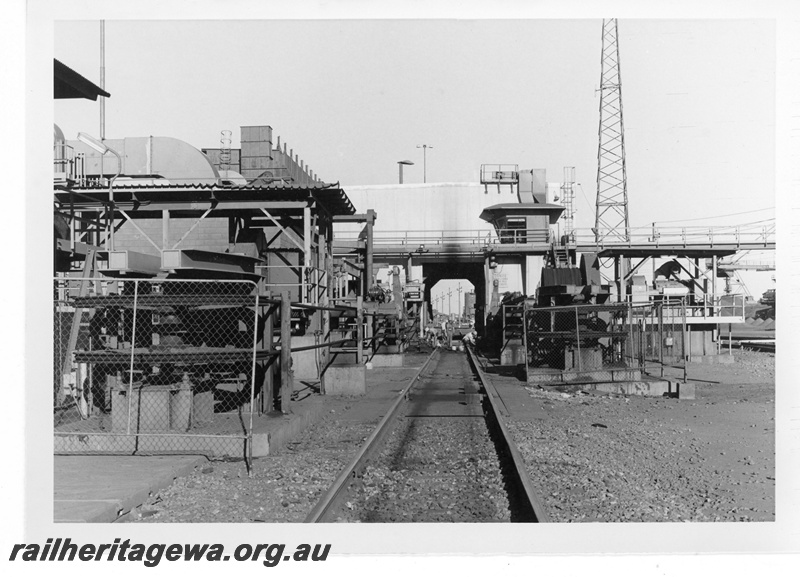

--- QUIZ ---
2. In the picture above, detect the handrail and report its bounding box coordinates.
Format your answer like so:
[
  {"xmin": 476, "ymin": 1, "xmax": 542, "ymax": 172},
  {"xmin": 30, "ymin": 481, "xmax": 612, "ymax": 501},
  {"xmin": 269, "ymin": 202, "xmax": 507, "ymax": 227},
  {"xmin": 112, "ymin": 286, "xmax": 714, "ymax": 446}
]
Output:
[{"xmin": 333, "ymin": 222, "xmax": 775, "ymax": 249}]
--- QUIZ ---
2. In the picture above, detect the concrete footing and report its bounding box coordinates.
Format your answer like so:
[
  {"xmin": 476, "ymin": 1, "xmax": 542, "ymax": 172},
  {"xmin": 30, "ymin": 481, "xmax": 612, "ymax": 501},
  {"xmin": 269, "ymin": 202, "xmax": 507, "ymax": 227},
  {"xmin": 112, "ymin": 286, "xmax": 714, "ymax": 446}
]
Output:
[
  {"xmin": 542, "ymin": 378, "xmax": 694, "ymax": 399},
  {"xmin": 323, "ymin": 364, "xmax": 367, "ymax": 396},
  {"xmin": 528, "ymin": 367, "xmax": 643, "ymax": 385},
  {"xmin": 500, "ymin": 343, "xmax": 526, "ymax": 366},
  {"xmin": 250, "ymin": 396, "xmax": 328, "ymax": 456}
]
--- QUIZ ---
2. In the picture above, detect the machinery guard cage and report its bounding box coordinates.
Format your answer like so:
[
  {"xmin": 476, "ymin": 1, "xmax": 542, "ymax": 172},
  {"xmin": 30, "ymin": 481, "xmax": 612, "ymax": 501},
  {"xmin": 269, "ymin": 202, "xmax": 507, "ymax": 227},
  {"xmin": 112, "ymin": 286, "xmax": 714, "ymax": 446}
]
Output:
[
  {"xmin": 523, "ymin": 300, "xmax": 687, "ymax": 387},
  {"xmin": 628, "ymin": 298, "xmax": 688, "ymax": 382},
  {"xmin": 54, "ymin": 277, "xmax": 262, "ymax": 464}
]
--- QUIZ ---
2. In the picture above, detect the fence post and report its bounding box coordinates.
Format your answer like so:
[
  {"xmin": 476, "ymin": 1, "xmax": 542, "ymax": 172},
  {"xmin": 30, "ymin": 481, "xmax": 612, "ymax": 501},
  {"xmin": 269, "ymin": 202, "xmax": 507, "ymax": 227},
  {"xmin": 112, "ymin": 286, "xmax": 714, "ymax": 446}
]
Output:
[
  {"xmin": 658, "ymin": 303, "xmax": 664, "ymax": 379},
  {"xmin": 262, "ymin": 293, "xmax": 275, "ymax": 413},
  {"xmin": 126, "ymin": 280, "xmax": 139, "ymax": 435},
  {"xmin": 682, "ymin": 298, "xmax": 687, "ymax": 383},
  {"xmin": 247, "ymin": 288, "xmax": 260, "ymax": 471},
  {"xmin": 574, "ymin": 307, "xmax": 582, "ymax": 373},
  {"xmin": 280, "ymin": 291, "xmax": 293, "ymax": 414}
]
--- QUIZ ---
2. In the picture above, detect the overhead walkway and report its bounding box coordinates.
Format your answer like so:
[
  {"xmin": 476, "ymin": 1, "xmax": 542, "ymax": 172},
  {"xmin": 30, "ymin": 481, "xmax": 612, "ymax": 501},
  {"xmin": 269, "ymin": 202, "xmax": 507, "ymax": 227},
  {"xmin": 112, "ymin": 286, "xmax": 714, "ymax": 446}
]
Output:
[{"xmin": 333, "ymin": 222, "xmax": 775, "ymax": 261}]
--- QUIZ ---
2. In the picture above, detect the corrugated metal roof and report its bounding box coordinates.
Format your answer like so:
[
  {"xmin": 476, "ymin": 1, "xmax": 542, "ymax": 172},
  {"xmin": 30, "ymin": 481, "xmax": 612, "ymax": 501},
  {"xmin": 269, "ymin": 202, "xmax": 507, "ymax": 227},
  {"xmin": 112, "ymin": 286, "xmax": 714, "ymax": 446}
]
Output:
[
  {"xmin": 99, "ymin": 181, "xmax": 339, "ymax": 191},
  {"xmin": 56, "ymin": 181, "xmax": 356, "ymax": 215}
]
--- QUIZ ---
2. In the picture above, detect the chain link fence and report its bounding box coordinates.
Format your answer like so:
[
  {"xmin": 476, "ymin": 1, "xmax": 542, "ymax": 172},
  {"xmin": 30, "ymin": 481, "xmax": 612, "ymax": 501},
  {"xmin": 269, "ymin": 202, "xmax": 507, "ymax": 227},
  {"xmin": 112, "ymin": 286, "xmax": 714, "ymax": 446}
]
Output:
[
  {"xmin": 523, "ymin": 300, "xmax": 687, "ymax": 386},
  {"xmin": 628, "ymin": 298, "xmax": 688, "ymax": 382},
  {"xmin": 54, "ymin": 277, "xmax": 262, "ymax": 462}
]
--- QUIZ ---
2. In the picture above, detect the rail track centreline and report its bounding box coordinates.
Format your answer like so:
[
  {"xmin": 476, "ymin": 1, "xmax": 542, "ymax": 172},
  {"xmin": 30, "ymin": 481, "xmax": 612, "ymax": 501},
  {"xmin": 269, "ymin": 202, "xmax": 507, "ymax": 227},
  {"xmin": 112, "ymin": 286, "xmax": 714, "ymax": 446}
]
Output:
[{"xmin": 305, "ymin": 347, "xmax": 548, "ymax": 523}]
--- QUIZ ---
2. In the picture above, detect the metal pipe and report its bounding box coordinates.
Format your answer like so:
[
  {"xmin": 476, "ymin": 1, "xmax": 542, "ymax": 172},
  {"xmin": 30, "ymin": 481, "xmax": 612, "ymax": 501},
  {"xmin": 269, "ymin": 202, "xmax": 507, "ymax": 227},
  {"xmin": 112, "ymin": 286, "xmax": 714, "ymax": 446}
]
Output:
[{"xmin": 100, "ymin": 20, "xmax": 105, "ymax": 140}]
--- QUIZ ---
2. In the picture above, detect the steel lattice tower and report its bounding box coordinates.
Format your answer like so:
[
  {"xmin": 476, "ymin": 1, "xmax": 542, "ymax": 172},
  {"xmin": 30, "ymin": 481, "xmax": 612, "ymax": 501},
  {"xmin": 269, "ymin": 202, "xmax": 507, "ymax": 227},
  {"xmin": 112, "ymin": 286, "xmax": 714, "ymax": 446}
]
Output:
[{"xmin": 595, "ymin": 18, "xmax": 630, "ymax": 243}]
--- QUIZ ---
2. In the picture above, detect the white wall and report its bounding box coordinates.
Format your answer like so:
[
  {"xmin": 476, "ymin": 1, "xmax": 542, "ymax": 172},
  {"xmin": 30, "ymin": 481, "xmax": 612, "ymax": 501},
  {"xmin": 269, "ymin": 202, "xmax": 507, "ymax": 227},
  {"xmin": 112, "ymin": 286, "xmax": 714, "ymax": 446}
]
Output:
[{"xmin": 342, "ymin": 182, "xmax": 508, "ymax": 234}]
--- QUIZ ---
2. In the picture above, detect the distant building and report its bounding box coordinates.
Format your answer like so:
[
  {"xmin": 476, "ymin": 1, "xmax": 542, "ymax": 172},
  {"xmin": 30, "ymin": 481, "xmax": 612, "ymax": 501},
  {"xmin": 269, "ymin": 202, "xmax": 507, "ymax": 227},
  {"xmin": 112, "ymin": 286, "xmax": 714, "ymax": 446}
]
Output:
[{"xmin": 463, "ymin": 291, "xmax": 476, "ymax": 319}]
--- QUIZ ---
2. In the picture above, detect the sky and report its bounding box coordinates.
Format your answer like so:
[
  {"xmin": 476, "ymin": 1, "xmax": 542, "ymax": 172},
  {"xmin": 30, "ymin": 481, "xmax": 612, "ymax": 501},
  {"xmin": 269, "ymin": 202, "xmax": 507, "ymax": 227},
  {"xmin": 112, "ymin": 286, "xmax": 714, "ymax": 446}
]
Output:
[
  {"xmin": 51, "ymin": 17, "xmax": 778, "ymax": 298},
  {"xmin": 53, "ymin": 18, "xmax": 776, "ymax": 230}
]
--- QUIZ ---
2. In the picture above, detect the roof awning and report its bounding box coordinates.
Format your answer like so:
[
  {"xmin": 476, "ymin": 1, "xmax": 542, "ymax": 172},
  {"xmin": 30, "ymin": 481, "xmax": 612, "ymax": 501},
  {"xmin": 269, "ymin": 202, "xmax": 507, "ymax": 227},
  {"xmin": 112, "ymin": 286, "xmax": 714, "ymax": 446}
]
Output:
[
  {"xmin": 480, "ymin": 203, "xmax": 565, "ymax": 225},
  {"xmin": 54, "ymin": 59, "xmax": 110, "ymax": 100}
]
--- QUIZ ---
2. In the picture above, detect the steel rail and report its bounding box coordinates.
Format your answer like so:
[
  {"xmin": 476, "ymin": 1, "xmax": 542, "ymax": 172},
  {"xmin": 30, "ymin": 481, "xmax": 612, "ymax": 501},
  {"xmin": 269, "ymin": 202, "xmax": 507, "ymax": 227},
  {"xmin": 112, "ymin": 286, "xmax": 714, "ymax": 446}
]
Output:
[
  {"xmin": 465, "ymin": 346, "xmax": 551, "ymax": 523},
  {"xmin": 304, "ymin": 348, "xmax": 440, "ymax": 522}
]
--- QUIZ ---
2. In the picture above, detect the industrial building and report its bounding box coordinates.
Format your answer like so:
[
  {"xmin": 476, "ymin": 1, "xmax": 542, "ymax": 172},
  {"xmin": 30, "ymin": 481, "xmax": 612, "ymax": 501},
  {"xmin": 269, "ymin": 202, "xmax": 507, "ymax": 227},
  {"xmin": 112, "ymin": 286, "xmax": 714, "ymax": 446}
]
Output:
[{"xmin": 53, "ymin": 37, "xmax": 775, "ymax": 464}]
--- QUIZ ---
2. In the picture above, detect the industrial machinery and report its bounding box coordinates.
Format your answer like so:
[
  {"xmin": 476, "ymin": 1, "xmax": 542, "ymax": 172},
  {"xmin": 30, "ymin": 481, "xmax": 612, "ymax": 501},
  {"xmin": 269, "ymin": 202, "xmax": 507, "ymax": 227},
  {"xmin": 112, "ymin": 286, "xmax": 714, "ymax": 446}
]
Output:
[
  {"xmin": 536, "ymin": 252, "xmax": 611, "ymax": 306},
  {"xmin": 362, "ymin": 267, "xmax": 424, "ymax": 354},
  {"xmin": 525, "ymin": 303, "xmax": 627, "ymax": 374}
]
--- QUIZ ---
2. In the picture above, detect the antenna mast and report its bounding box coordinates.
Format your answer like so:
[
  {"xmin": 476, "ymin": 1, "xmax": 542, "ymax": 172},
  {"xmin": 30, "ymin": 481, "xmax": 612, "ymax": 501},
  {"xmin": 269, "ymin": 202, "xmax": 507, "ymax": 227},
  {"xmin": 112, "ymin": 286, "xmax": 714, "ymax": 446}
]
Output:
[{"xmin": 594, "ymin": 18, "xmax": 629, "ymax": 243}]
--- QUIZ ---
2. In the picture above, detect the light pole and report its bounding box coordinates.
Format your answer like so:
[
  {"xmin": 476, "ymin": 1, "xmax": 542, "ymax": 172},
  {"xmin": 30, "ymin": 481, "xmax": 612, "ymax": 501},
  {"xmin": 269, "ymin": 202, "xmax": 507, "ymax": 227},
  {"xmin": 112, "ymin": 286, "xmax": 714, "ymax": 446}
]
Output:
[
  {"xmin": 447, "ymin": 288, "xmax": 453, "ymax": 318},
  {"xmin": 416, "ymin": 144, "xmax": 433, "ymax": 183},
  {"xmin": 457, "ymin": 285, "xmax": 463, "ymax": 322},
  {"xmin": 397, "ymin": 159, "xmax": 414, "ymax": 184},
  {"xmin": 78, "ymin": 132, "xmax": 121, "ymax": 250}
]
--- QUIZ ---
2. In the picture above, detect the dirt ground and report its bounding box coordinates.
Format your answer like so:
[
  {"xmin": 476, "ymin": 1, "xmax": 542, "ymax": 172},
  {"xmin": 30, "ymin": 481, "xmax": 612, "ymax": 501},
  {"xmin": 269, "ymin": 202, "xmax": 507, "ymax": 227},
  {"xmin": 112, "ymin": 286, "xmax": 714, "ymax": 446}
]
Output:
[{"xmin": 506, "ymin": 350, "xmax": 775, "ymax": 522}]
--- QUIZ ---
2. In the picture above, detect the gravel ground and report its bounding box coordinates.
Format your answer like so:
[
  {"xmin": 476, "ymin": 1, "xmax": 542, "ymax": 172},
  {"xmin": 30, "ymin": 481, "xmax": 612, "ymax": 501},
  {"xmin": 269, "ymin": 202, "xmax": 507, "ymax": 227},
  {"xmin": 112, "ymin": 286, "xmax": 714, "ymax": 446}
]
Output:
[
  {"xmin": 502, "ymin": 350, "xmax": 775, "ymax": 522},
  {"xmin": 129, "ymin": 349, "xmax": 774, "ymax": 524},
  {"xmin": 132, "ymin": 405, "xmax": 373, "ymax": 523},
  {"xmin": 335, "ymin": 417, "xmax": 511, "ymax": 522}
]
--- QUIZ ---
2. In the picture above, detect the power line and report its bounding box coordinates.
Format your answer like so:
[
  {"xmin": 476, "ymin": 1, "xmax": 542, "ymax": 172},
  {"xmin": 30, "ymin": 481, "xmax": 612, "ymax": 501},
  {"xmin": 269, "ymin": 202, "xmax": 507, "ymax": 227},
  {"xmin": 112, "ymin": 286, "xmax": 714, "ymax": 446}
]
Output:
[{"xmin": 652, "ymin": 207, "xmax": 775, "ymax": 225}]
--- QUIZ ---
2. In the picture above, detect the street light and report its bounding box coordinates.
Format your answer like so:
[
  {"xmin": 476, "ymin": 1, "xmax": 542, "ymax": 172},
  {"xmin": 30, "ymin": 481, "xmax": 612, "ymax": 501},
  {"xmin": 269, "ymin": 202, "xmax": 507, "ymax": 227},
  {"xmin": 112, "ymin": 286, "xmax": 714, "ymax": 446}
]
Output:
[
  {"xmin": 397, "ymin": 159, "xmax": 414, "ymax": 184},
  {"xmin": 77, "ymin": 132, "xmax": 122, "ymax": 250},
  {"xmin": 416, "ymin": 144, "xmax": 433, "ymax": 183}
]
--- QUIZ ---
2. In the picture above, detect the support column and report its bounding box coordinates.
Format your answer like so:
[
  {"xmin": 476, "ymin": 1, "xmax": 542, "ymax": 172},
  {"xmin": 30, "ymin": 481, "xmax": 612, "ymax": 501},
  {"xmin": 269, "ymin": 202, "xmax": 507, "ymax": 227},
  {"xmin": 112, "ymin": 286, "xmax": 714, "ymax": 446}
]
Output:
[
  {"xmin": 365, "ymin": 210, "xmax": 375, "ymax": 294},
  {"xmin": 280, "ymin": 291, "xmax": 293, "ymax": 414},
  {"xmin": 356, "ymin": 296, "xmax": 364, "ymax": 365},
  {"xmin": 711, "ymin": 255, "xmax": 717, "ymax": 317},
  {"xmin": 483, "ymin": 254, "xmax": 494, "ymax": 328},
  {"xmin": 303, "ymin": 205, "xmax": 312, "ymax": 305},
  {"xmin": 258, "ymin": 288, "xmax": 274, "ymax": 413},
  {"xmin": 162, "ymin": 210, "xmax": 170, "ymax": 250},
  {"xmin": 524, "ymin": 255, "xmax": 543, "ymax": 298},
  {"xmin": 614, "ymin": 256, "xmax": 623, "ymax": 303}
]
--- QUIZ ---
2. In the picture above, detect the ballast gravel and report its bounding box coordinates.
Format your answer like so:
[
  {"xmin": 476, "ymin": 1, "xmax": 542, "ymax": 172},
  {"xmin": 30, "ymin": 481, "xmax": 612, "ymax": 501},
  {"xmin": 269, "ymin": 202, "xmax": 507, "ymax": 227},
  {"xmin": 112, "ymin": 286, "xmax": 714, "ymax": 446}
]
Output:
[
  {"xmin": 500, "ymin": 350, "xmax": 775, "ymax": 522},
  {"xmin": 133, "ymin": 409, "xmax": 374, "ymax": 523},
  {"xmin": 335, "ymin": 417, "xmax": 511, "ymax": 523},
  {"xmin": 130, "ymin": 350, "xmax": 774, "ymax": 524}
]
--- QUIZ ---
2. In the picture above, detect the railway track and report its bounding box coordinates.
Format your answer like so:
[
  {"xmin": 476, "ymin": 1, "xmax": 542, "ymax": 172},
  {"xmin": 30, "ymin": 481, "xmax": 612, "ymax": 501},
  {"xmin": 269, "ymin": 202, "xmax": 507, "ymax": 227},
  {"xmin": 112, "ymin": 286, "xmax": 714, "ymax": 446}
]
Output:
[
  {"xmin": 304, "ymin": 347, "xmax": 549, "ymax": 523},
  {"xmin": 725, "ymin": 337, "xmax": 776, "ymax": 354}
]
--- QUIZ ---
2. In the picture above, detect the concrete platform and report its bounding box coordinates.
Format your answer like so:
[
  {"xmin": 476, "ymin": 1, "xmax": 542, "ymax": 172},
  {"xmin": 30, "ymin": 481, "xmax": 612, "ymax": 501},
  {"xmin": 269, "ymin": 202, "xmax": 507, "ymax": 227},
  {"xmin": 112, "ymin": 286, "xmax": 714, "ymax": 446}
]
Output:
[{"xmin": 54, "ymin": 455, "xmax": 206, "ymax": 522}]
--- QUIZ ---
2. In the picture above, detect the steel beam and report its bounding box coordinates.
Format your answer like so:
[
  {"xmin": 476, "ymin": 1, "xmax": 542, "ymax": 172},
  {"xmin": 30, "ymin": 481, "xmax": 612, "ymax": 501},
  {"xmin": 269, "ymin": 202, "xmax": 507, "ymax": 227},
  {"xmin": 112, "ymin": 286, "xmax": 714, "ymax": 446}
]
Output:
[
  {"xmin": 107, "ymin": 250, "xmax": 162, "ymax": 276},
  {"xmin": 55, "ymin": 238, "xmax": 101, "ymax": 257},
  {"xmin": 332, "ymin": 213, "xmax": 377, "ymax": 224},
  {"xmin": 161, "ymin": 249, "xmax": 264, "ymax": 276}
]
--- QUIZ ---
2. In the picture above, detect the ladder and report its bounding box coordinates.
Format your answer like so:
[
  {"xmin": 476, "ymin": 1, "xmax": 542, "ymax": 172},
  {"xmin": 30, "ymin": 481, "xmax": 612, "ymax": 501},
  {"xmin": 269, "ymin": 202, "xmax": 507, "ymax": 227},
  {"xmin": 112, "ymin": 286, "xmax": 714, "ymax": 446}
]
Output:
[{"xmin": 551, "ymin": 245, "xmax": 571, "ymax": 268}]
